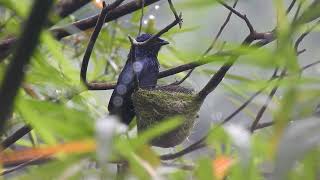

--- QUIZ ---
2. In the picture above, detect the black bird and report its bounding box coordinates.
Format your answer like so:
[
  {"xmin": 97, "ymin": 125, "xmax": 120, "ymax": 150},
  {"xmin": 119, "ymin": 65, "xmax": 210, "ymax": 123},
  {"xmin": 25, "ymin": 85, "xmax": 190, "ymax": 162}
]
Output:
[{"xmin": 108, "ymin": 34, "xmax": 169, "ymax": 124}]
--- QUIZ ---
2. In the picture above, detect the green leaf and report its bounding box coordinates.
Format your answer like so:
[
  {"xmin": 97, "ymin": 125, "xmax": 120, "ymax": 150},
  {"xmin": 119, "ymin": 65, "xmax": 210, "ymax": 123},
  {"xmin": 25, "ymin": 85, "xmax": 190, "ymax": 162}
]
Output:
[
  {"xmin": 195, "ymin": 158, "xmax": 214, "ymax": 180},
  {"xmin": 17, "ymin": 97, "xmax": 94, "ymax": 144}
]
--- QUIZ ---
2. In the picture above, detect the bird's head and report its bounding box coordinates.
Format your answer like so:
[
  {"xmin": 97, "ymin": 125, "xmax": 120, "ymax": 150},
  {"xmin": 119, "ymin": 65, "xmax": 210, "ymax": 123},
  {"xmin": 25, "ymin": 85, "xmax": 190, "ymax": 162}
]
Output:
[{"xmin": 134, "ymin": 33, "xmax": 169, "ymax": 57}]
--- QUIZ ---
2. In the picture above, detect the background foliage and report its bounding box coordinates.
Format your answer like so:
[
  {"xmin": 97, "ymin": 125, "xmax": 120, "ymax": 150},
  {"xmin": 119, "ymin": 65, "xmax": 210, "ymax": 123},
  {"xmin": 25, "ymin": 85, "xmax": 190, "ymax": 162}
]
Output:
[{"xmin": 0, "ymin": 0, "xmax": 319, "ymax": 179}]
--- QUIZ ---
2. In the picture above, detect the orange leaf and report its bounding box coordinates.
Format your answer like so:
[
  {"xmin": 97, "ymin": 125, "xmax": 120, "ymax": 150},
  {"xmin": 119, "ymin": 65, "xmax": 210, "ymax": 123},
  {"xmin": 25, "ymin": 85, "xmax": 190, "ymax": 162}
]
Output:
[
  {"xmin": 0, "ymin": 140, "xmax": 96, "ymax": 165},
  {"xmin": 212, "ymin": 155, "xmax": 234, "ymax": 180}
]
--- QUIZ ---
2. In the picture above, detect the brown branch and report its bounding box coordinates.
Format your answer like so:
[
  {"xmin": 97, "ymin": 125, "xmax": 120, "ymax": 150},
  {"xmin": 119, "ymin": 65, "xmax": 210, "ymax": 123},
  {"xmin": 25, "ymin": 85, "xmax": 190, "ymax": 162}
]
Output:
[
  {"xmin": 0, "ymin": 0, "xmax": 163, "ymax": 61},
  {"xmin": 0, "ymin": 0, "xmax": 54, "ymax": 134}
]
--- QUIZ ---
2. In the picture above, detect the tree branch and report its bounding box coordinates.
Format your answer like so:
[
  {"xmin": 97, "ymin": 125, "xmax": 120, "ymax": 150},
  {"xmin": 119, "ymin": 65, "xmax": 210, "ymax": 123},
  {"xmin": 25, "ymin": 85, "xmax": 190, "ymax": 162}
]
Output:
[
  {"xmin": 0, "ymin": 0, "xmax": 54, "ymax": 134},
  {"xmin": 80, "ymin": 1, "xmax": 120, "ymax": 88},
  {"xmin": 1, "ymin": 125, "xmax": 32, "ymax": 151}
]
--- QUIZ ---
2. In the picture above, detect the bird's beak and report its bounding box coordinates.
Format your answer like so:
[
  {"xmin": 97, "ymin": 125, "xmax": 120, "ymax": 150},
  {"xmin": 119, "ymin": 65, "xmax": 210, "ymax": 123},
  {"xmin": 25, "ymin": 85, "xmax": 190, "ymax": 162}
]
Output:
[{"xmin": 159, "ymin": 39, "xmax": 169, "ymax": 46}]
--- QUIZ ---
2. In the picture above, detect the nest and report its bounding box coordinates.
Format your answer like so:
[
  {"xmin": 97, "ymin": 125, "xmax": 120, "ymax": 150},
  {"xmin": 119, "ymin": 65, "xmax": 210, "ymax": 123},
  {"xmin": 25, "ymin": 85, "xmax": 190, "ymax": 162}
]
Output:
[{"xmin": 132, "ymin": 85, "xmax": 202, "ymax": 148}]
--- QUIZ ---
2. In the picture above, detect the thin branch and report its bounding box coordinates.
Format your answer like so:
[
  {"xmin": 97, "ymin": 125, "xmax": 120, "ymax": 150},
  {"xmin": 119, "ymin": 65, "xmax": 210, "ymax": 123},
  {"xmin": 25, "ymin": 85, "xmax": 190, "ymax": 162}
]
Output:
[
  {"xmin": 203, "ymin": 0, "xmax": 239, "ymax": 56},
  {"xmin": 250, "ymin": 70, "xmax": 285, "ymax": 132},
  {"xmin": 218, "ymin": 0, "xmax": 254, "ymax": 34},
  {"xmin": 138, "ymin": 0, "xmax": 145, "ymax": 36},
  {"xmin": 300, "ymin": 60, "xmax": 320, "ymax": 71},
  {"xmin": 293, "ymin": 2, "xmax": 302, "ymax": 21},
  {"xmin": 253, "ymin": 121, "xmax": 274, "ymax": 131},
  {"xmin": 0, "ymin": 13, "xmax": 15, "ymax": 31},
  {"xmin": 286, "ymin": 0, "xmax": 297, "ymax": 14},
  {"xmin": 169, "ymin": 68, "xmax": 194, "ymax": 85},
  {"xmin": 168, "ymin": 0, "xmax": 182, "ymax": 28},
  {"xmin": 80, "ymin": 1, "xmax": 110, "ymax": 87},
  {"xmin": 0, "ymin": 0, "xmax": 54, "ymax": 134},
  {"xmin": 160, "ymin": 140, "xmax": 206, "ymax": 160},
  {"xmin": 1, "ymin": 125, "xmax": 32, "ymax": 151},
  {"xmin": 0, "ymin": 156, "xmax": 43, "ymax": 176},
  {"xmin": 222, "ymin": 68, "xmax": 279, "ymax": 124},
  {"xmin": 250, "ymin": 86, "xmax": 278, "ymax": 132},
  {"xmin": 294, "ymin": 20, "xmax": 320, "ymax": 51}
]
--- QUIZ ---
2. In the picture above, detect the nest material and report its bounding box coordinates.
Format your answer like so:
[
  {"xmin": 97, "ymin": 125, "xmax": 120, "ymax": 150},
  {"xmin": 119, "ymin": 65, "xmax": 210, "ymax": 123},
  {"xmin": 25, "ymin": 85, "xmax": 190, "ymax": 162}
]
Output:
[{"xmin": 132, "ymin": 85, "xmax": 202, "ymax": 148}]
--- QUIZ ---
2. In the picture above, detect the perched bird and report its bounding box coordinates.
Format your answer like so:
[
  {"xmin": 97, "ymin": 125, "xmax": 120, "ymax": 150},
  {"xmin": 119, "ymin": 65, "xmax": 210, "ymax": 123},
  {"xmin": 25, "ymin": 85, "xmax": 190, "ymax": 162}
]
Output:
[{"xmin": 108, "ymin": 34, "xmax": 169, "ymax": 124}]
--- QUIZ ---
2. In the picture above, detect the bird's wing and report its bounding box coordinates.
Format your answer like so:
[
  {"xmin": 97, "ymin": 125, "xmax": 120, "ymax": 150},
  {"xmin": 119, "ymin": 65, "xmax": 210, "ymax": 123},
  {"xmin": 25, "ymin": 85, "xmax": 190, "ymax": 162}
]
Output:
[{"xmin": 108, "ymin": 59, "xmax": 135, "ymax": 114}]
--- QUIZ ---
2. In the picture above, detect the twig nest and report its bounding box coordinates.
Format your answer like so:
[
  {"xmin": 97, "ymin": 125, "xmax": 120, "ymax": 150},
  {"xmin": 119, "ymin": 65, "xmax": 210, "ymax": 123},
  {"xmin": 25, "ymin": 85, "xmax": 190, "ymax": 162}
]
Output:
[{"xmin": 132, "ymin": 85, "xmax": 202, "ymax": 148}]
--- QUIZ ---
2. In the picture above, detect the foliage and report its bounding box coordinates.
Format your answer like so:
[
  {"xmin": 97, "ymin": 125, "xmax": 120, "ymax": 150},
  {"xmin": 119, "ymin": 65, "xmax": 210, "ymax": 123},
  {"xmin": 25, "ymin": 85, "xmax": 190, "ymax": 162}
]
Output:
[{"xmin": 0, "ymin": 0, "xmax": 319, "ymax": 179}]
